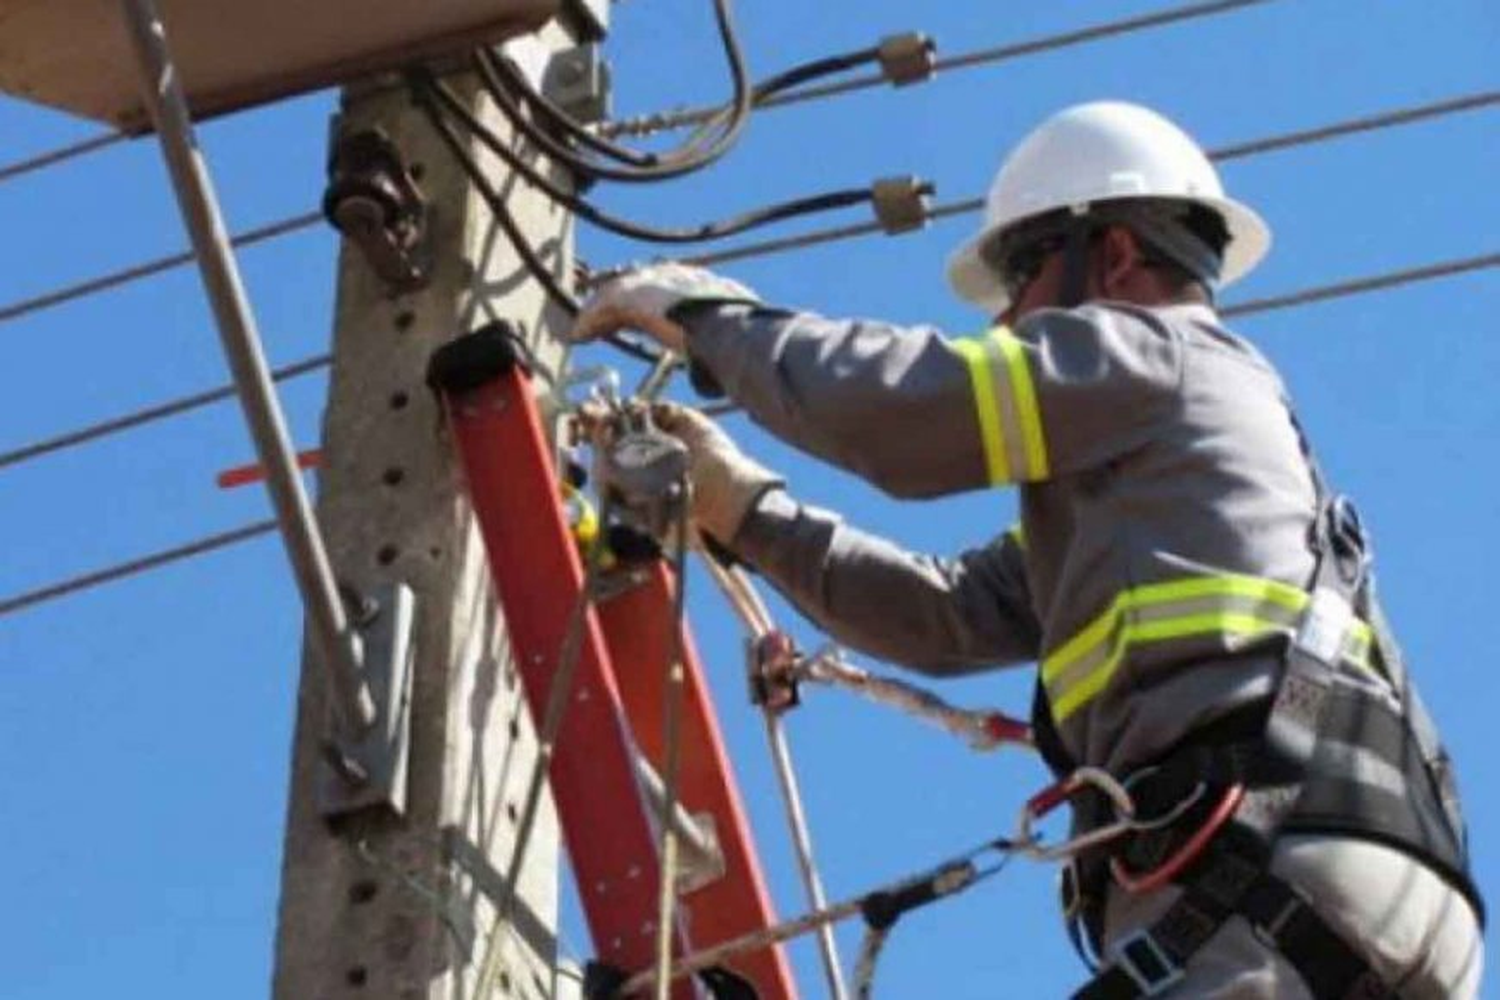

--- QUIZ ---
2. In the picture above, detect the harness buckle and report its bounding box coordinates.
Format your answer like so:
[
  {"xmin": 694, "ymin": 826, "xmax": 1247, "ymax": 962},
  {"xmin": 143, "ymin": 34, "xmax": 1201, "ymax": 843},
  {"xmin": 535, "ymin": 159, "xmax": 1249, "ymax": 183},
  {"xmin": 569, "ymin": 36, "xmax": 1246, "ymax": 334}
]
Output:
[
  {"xmin": 1294, "ymin": 586, "xmax": 1355, "ymax": 666},
  {"xmin": 1109, "ymin": 928, "xmax": 1185, "ymax": 996}
]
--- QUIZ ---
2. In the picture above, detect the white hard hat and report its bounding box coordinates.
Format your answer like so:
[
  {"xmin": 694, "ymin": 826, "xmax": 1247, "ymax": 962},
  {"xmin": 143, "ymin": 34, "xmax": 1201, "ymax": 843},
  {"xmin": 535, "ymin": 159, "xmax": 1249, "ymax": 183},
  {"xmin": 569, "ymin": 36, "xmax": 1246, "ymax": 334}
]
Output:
[{"xmin": 946, "ymin": 101, "xmax": 1271, "ymax": 314}]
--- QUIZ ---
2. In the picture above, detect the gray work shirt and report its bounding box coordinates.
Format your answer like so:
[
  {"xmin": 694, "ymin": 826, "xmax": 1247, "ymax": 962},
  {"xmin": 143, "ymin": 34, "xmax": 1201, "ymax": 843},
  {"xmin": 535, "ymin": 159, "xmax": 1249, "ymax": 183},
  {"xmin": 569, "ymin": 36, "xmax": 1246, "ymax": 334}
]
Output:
[{"xmin": 683, "ymin": 300, "xmax": 1373, "ymax": 774}]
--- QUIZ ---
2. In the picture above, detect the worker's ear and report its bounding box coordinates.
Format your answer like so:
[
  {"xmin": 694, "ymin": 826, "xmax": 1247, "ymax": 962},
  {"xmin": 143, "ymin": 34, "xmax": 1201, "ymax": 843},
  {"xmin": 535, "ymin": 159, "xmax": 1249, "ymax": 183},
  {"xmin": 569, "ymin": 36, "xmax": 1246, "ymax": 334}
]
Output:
[{"xmin": 1097, "ymin": 226, "xmax": 1141, "ymax": 299}]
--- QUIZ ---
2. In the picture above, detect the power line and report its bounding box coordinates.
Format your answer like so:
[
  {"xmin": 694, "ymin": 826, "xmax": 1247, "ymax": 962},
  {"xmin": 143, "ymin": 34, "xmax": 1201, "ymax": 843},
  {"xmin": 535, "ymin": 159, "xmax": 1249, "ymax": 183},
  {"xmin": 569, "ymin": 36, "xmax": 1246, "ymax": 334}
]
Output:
[
  {"xmin": 3, "ymin": 87, "xmax": 1492, "ymax": 333},
  {"xmin": 0, "ymin": 132, "xmax": 126, "ymax": 184},
  {"xmin": 685, "ymin": 90, "xmax": 1500, "ymax": 269},
  {"xmin": 0, "ymin": 520, "xmax": 276, "ymax": 619},
  {"xmin": 3, "ymin": 88, "xmax": 1497, "ymax": 476},
  {"xmin": 0, "ymin": 211, "xmax": 321, "ymax": 326},
  {"xmin": 600, "ymin": 0, "xmax": 1276, "ymax": 138},
  {"xmin": 1, "ymin": 1, "xmax": 1266, "ymax": 189},
  {"xmin": 1221, "ymin": 252, "xmax": 1500, "ymax": 318},
  {"xmin": 0, "ymin": 354, "xmax": 330, "ymax": 471},
  {"xmin": 4, "ymin": 248, "xmax": 1496, "ymax": 621}
]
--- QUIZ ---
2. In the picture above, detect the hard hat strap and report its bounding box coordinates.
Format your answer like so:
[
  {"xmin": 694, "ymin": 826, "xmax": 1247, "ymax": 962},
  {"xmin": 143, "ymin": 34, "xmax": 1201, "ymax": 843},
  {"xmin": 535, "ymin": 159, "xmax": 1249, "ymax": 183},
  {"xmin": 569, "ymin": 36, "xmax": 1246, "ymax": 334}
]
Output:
[{"xmin": 1057, "ymin": 215, "xmax": 1095, "ymax": 309}]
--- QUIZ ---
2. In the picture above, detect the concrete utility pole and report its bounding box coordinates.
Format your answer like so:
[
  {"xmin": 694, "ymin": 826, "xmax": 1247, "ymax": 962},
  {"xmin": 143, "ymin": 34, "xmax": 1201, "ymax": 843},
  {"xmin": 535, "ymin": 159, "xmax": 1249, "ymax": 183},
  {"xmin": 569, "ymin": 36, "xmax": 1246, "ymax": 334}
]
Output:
[{"xmin": 273, "ymin": 13, "xmax": 597, "ymax": 998}]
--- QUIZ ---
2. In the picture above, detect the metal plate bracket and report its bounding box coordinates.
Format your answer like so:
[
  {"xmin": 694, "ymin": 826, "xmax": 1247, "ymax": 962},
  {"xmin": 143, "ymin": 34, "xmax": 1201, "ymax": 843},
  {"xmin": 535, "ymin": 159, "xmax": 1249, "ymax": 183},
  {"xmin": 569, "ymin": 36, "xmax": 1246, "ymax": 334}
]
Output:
[{"xmin": 319, "ymin": 581, "xmax": 416, "ymax": 819}]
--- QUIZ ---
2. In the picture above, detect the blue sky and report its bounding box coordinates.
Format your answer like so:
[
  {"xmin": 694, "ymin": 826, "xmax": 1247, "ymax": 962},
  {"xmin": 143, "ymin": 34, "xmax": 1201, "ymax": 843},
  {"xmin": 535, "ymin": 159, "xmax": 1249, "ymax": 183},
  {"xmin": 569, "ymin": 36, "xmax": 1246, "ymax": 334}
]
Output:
[{"xmin": 1, "ymin": 1, "xmax": 1496, "ymax": 997}]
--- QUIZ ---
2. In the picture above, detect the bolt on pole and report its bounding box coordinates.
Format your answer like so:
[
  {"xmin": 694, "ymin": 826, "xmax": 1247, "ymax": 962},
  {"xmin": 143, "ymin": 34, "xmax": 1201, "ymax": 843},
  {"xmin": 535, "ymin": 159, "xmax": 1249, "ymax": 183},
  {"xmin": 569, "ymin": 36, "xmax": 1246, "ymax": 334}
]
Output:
[{"xmin": 119, "ymin": 0, "xmax": 375, "ymax": 736}]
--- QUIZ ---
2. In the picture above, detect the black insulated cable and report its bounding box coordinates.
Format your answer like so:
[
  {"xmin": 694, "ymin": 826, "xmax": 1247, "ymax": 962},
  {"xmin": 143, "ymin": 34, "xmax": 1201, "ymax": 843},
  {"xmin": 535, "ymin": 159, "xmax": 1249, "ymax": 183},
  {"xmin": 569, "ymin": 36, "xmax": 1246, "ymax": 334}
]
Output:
[
  {"xmin": 479, "ymin": 38, "xmax": 891, "ymax": 183},
  {"xmin": 601, "ymin": 0, "xmax": 1275, "ymax": 138},
  {"xmin": 409, "ymin": 77, "xmax": 663, "ymax": 364},
  {"xmin": 419, "ymin": 70, "xmax": 896, "ymax": 245},
  {"xmin": 494, "ymin": 0, "xmax": 755, "ymax": 183}
]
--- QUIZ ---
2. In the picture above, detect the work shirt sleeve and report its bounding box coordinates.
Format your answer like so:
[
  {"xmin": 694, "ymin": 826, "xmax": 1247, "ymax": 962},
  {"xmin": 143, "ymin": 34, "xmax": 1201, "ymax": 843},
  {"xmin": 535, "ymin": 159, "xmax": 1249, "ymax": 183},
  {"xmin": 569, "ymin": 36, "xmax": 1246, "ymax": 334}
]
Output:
[
  {"xmin": 682, "ymin": 301, "xmax": 1183, "ymax": 493},
  {"xmin": 732, "ymin": 489, "xmax": 1041, "ymax": 676}
]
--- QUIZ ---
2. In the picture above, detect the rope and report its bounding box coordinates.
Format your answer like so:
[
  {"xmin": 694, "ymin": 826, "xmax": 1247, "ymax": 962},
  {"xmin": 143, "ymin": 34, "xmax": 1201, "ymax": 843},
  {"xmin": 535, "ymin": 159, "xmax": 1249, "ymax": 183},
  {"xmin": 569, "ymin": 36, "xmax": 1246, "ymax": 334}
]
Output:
[
  {"xmin": 698, "ymin": 554, "xmax": 850, "ymax": 999},
  {"xmin": 651, "ymin": 495, "xmax": 693, "ymax": 1000},
  {"xmin": 616, "ymin": 837, "xmax": 1016, "ymax": 997},
  {"xmin": 599, "ymin": 0, "xmax": 1276, "ymax": 138}
]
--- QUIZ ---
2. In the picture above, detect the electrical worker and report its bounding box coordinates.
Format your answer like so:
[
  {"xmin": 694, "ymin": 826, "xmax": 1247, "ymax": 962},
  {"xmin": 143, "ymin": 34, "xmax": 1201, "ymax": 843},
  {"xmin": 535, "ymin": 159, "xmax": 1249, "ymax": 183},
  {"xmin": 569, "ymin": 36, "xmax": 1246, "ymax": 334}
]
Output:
[{"xmin": 572, "ymin": 101, "xmax": 1484, "ymax": 998}]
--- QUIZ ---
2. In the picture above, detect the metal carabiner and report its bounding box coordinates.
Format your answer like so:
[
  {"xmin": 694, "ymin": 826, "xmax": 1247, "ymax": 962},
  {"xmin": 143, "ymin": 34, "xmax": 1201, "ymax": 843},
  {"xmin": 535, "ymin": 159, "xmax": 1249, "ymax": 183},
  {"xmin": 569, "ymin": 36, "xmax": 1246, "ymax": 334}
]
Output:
[{"xmin": 1014, "ymin": 766, "xmax": 1136, "ymax": 862}]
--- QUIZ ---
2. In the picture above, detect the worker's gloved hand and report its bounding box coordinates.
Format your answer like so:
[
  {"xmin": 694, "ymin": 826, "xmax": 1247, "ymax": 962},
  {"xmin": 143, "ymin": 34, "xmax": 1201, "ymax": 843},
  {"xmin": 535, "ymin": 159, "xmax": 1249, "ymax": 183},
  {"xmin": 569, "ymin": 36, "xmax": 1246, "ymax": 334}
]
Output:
[
  {"xmin": 651, "ymin": 402, "xmax": 783, "ymax": 546},
  {"xmin": 572, "ymin": 262, "xmax": 760, "ymax": 353}
]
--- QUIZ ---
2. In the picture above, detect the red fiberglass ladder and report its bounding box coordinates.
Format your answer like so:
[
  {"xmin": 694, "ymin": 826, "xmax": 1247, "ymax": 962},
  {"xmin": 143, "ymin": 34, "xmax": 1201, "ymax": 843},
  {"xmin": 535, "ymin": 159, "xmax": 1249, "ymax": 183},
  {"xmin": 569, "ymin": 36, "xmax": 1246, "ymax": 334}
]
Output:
[{"xmin": 426, "ymin": 323, "xmax": 797, "ymax": 999}]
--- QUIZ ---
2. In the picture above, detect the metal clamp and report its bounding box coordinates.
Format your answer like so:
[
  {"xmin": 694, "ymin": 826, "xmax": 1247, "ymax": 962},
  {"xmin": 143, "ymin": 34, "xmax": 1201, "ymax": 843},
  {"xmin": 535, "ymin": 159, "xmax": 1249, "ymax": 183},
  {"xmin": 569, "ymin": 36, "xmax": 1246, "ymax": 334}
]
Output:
[
  {"xmin": 1014, "ymin": 766, "xmax": 1135, "ymax": 861},
  {"xmin": 871, "ymin": 176, "xmax": 934, "ymax": 235},
  {"xmin": 318, "ymin": 581, "xmax": 417, "ymax": 819},
  {"xmin": 749, "ymin": 630, "xmax": 801, "ymax": 714},
  {"xmin": 877, "ymin": 32, "xmax": 937, "ymax": 87}
]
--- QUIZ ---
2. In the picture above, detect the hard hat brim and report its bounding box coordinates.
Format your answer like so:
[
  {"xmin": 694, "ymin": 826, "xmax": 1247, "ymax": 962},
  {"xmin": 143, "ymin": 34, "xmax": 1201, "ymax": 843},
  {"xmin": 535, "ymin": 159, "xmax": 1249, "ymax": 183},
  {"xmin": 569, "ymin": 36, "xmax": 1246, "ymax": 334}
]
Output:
[{"xmin": 945, "ymin": 195, "xmax": 1272, "ymax": 316}]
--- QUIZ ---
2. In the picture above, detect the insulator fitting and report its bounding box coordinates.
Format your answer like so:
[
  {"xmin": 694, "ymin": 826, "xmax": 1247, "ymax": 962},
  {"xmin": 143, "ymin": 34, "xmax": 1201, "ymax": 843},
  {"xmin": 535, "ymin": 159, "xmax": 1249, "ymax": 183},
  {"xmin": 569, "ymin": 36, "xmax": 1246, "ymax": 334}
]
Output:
[
  {"xmin": 871, "ymin": 175, "xmax": 935, "ymax": 235},
  {"xmin": 878, "ymin": 32, "xmax": 937, "ymax": 87},
  {"xmin": 323, "ymin": 126, "xmax": 430, "ymax": 292}
]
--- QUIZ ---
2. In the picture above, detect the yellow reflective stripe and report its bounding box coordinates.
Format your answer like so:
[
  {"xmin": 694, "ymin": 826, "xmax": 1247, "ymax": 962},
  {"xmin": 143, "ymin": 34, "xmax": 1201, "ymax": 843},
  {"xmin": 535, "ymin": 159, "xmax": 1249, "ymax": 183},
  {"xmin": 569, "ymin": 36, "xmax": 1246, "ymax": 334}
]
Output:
[
  {"xmin": 995, "ymin": 329, "xmax": 1050, "ymax": 479},
  {"xmin": 1044, "ymin": 575, "xmax": 1311, "ymax": 683},
  {"xmin": 1043, "ymin": 573, "xmax": 1378, "ymax": 724},
  {"xmin": 953, "ymin": 338, "xmax": 1010, "ymax": 484},
  {"xmin": 955, "ymin": 327, "xmax": 1050, "ymax": 483},
  {"xmin": 1051, "ymin": 611, "xmax": 1294, "ymax": 723},
  {"xmin": 1005, "ymin": 521, "xmax": 1026, "ymax": 550}
]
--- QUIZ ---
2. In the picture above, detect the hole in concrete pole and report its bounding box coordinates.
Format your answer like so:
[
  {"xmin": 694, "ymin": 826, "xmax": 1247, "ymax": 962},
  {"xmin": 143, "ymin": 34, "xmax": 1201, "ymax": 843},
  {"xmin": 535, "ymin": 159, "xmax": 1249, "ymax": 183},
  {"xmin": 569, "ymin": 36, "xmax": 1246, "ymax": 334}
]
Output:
[
  {"xmin": 382, "ymin": 467, "xmax": 405, "ymax": 487},
  {"xmin": 409, "ymin": 162, "xmax": 426, "ymax": 181},
  {"xmin": 346, "ymin": 966, "xmax": 368, "ymax": 987},
  {"xmin": 389, "ymin": 391, "xmax": 410, "ymax": 411},
  {"xmin": 394, "ymin": 309, "xmax": 416, "ymax": 332},
  {"xmin": 377, "ymin": 545, "xmax": 400, "ymax": 566},
  {"xmin": 349, "ymin": 880, "xmax": 380, "ymax": 905}
]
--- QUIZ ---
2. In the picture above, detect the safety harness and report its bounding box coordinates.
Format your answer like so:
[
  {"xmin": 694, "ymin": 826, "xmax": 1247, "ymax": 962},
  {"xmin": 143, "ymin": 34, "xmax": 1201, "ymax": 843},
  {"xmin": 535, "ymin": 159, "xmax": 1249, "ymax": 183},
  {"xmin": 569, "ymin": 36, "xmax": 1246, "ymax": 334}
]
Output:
[{"xmin": 1027, "ymin": 432, "xmax": 1483, "ymax": 996}]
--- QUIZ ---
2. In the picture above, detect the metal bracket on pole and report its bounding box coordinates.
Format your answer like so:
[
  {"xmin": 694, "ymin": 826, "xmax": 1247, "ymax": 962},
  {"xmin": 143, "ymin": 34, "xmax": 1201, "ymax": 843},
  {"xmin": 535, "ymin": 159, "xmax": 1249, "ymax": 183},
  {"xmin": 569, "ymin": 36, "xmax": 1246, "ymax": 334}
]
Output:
[
  {"xmin": 320, "ymin": 582, "xmax": 416, "ymax": 819},
  {"xmin": 323, "ymin": 125, "xmax": 432, "ymax": 293}
]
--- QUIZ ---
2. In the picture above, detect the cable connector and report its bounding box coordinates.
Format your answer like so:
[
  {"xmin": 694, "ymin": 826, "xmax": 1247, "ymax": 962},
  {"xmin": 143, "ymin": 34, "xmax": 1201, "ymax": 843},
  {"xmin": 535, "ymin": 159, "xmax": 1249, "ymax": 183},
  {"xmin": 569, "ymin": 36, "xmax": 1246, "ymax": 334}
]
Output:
[
  {"xmin": 871, "ymin": 176, "xmax": 935, "ymax": 235},
  {"xmin": 878, "ymin": 33, "xmax": 937, "ymax": 87}
]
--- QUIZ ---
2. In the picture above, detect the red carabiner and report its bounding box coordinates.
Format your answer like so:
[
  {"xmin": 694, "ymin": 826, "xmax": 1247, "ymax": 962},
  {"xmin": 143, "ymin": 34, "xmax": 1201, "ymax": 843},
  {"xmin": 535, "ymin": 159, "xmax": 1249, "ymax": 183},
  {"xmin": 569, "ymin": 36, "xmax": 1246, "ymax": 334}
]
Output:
[
  {"xmin": 1015, "ymin": 767, "xmax": 1136, "ymax": 861},
  {"xmin": 1110, "ymin": 783, "xmax": 1246, "ymax": 894}
]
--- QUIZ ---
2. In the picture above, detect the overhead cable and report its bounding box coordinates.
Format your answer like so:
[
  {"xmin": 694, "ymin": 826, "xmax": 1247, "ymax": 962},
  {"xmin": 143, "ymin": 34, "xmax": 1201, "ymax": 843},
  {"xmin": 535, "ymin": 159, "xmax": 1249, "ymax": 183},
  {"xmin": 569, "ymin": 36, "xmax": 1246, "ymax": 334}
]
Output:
[
  {"xmin": 0, "ymin": 520, "xmax": 276, "ymax": 619},
  {"xmin": 0, "ymin": 78, "xmax": 1491, "ymax": 329},
  {"xmin": 0, "ymin": 0, "xmax": 1248, "ymax": 188},
  {"xmin": 682, "ymin": 90, "xmax": 1500, "ymax": 270},
  {"xmin": 485, "ymin": 0, "xmax": 756, "ymax": 183},
  {"xmin": 0, "ymin": 211, "xmax": 321, "ymax": 326},
  {"xmin": 3, "ymin": 249, "xmax": 1496, "ymax": 620},
  {"xmin": 476, "ymin": 33, "xmax": 914, "ymax": 184},
  {"xmin": 600, "ymin": 0, "xmax": 1276, "ymax": 138},
  {"xmin": 409, "ymin": 74, "xmax": 583, "ymax": 318},
  {"xmin": 0, "ymin": 354, "xmax": 330, "ymax": 472},
  {"xmin": 0, "ymin": 132, "xmax": 127, "ymax": 184},
  {"xmin": 417, "ymin": 68, "xmax": 906, "ymax": 245}
]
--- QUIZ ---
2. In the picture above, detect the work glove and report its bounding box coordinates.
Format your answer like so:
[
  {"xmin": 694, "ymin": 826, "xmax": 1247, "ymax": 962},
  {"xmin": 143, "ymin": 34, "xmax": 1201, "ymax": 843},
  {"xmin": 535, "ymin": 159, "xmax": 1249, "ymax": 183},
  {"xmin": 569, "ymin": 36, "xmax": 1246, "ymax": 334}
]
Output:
[
  {"xmin": 651, "ymin": 402, "xmax": 783, "ymax": 547},
  {"xmin": 571, "ymin": 262, "xmax": 760, "ymax": 354}
]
